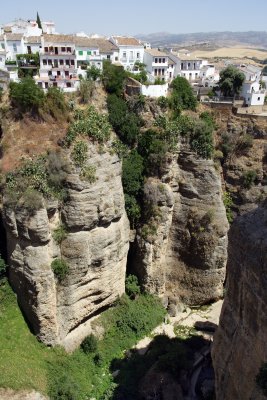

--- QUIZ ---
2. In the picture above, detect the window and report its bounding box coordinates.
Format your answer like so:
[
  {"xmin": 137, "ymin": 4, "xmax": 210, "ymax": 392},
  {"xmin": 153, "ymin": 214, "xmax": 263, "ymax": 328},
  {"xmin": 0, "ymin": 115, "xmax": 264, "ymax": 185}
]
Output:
[
  {"xmin": 45, "ymin": 82, "xmax": 48, "ymax": 88},
  {"xmin": 181, "ymin": 62, "xmax": 184, "ymax": 70},
  {"xmin": 44, "ymin": 47, "xmax": 48, "ymax": 53},
  {"xmin": 71, "ymin": 60, "xmax": 75, "ymax": 66},
  {"xmin": 43, "ymin": 59, "xmax": 47, "ymax": 65},
  {"xmin": 67, "ymin": 47, "xmax": 71, "ymax": 53},
  {"xmin": 123, "ymin": 52, "xmax": 127, "ymax": 59},
  {"xmin": 162, "ymin": 58, "xmax": 165, "ymax": 63},
  {"xmin": 154, "ymin": 68, "xmax": 157, "ymax": 76},
  {"xmin": 48, "ymin": 59, "xmax": 52, "ymax": 65},
  {"xmin": 79, "ymin": 50, "xmax": 83, "ymax": 55},
  {"xmin": 93, "ymin": 51, "xmax": 97, "ymax": 55},
  {"xmin": 13, "ymin": 43, "xmax": 17, "ymax": 52},
  {"xmin": 59, "ymin": 59, "xmax": 64, "ymax": 65},
  {"xmin": 137, "ymin": 52, "xmax": 140, "ymax": 59},
  {"xmin": 115, "ymin": 56, "xmax": 118, "ymax": 61},
  {"xmin": 159, "ymin": 58, "xmax": 162, "ymax": 63},
  {"xmin": 188, "ymin": 63, "xmax": 191, "ymax": 67},
  {"xmin": 87, "ymin": 50, "xmax": 91, "ymax": 55},
  {"xmin": 1, "ymin": 43, "xmax": 4, "ymax": 49},
  {"xmin": 107, "ymin": 55, "xmax": 111, "ymax": 60},
  {"xmin": 258, "ymin": 97, "xmax": 261, "ymax": 101},
  {"xmin": 66, "ymin": 82, "xmax": 71, "ymax": 88},
  {"xmin": 53, "ymin": 82, "xmax": 57, "ymax": 87},
  {"xmin": 61, "ymin": 47, "xmax": 66, "ymax": 52},
  {"xmin": 66, "ymin": 60, "xmax": 70, "ymax": 66},
  {"xmin": 65, "ymin": 71, "xmax": 69, "ymax": 77},
  {"xmin": 162, "ymin": 69, "xmax": 164, "ymax": 75}
]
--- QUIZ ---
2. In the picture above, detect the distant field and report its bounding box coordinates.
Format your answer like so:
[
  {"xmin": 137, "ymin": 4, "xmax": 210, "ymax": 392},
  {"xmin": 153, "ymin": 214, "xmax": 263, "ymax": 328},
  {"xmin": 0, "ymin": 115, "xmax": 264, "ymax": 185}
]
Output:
[{"xmin": 191, "ymin": 46, "xmax": 267, "ymax": 61}]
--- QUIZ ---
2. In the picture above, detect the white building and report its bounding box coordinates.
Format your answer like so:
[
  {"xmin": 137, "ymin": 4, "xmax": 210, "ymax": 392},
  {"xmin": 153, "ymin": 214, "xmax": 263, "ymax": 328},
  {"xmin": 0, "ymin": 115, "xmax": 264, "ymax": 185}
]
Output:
[
  {"xmin": 241, "ymin": 80, "xmax": 265, "ymax": 106},
  {"xmin": 1, "ymin": 18, "xmax": 56, "ymax": 37},
  {"xmin": 144, "ymin": 49, "xmax": 169, "ymax": 82},
  {"xmin": 74, "ymin": 37, "xmax": 119, "ymax": 71},
  {"xmin": 200, "ymin": 64, "xmax": 220, "ymax": 87},
  {"xmin": 36, "ymin": 35, "xmax": 79, "ymax": 91},
  {"xmin": 110, "ymin": 36, "xmax": 144, "ymax": 71},
  {"xmin": 238, "ymin": 64, "xmax": 265, "ymax": 106},
  {"xmin": 179, "ymin": 54, "xmax": 208, "ymax": 81}
]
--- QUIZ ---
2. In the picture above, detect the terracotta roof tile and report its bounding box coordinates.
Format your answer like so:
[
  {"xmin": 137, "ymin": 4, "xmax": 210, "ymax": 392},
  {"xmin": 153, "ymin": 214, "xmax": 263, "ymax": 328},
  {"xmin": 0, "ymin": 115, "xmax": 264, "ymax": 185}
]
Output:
[
  {"xmin": 5, "ymin": 33, "xmax": 24, "ymax": 41},
  {"xmin": 145, "ymin": 48, "xmax": 168, "ymax": 57},
  {"xmin": 25, "ymin": 36, "xmax": 41, "ymax": 44},
  {"xmin": 43, "ymin": 34, "xmax": 75, "ymax": 44},
  {"xmin": 112, "ymin": 36, "xmax": 142, "ymax": 46}
]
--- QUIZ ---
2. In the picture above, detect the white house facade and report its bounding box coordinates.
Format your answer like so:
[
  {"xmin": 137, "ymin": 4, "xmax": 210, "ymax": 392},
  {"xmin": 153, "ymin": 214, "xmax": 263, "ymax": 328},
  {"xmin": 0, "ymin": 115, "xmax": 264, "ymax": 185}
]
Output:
[
  {"xmin": 110, "ymin": 36, "xmax": 144, "ymax": 71},
  {"xmin": 36, "ymin": 35, "xmax": 79, "ymax": 91}
]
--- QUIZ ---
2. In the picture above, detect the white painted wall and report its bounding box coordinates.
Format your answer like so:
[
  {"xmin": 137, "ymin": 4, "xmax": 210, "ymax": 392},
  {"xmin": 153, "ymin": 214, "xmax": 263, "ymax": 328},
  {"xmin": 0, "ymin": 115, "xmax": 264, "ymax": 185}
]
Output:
[{"xmin": 141, "ymin": 83, "xmax": 169, "ymax": 97}]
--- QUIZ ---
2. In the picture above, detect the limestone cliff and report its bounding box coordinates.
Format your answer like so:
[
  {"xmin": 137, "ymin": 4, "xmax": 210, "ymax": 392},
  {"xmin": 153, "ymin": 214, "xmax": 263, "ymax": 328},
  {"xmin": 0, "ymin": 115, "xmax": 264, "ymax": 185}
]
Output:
[
  {"xmin": 3, "ymin": 143, "xmax": 130, "ymax": 347},
  {"xmin": 133, "ymin": 142, "xmax": 229, "ymax": 306},
  {"xmin": 212, "ymin": 202, "xmax": 267, "ymax": 400}
]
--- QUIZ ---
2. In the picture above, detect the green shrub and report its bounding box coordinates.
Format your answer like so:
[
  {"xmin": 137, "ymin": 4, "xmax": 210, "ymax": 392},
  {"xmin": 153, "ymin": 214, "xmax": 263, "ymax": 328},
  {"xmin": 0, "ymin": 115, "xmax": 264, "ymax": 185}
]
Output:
[
  {"xmin": 52, "ymin": 224, "xmax": 67, "ymax": 245},
  {"xmin": 48, "ymin": 373, "xmax": 80, "ymax": 400},
  {"xmin": 9, "ymin": 77, "xmax": 44, "ymax": 114},
  {"xmin": 243, "ymin": 170, "xmax": 257, "ymax": 189},
  {"xmin": 190, "ymin": 119, "xmax": 214, "ymax": 159},
  {"xmin": 223, "ymin": 191, "xmax": 234, "ymax": 223},
  {"xmin": 80, "ymin": 165, "xmax": 97, "ymax": 183},
  {"xmin": 0, "ymin": 255, "xmax": 6, "ymax": 278},
  {"xmin": 87, "ymin": 65, "xmax": 101, "ymax": 81},
  {"xmin": 81, "ymin": 334, "xmax": 98, "ymax": 354},
  {"xmin": 65, "ymin": 106, "xmax": 111, "ymax": 146},
  {"xmin": 125, "ymin": 275, "xmax": 141, "ymax": 299},
  {"xmin": 122, "ymin": 150, "xmax": 144, "ymax": 197},
  {"xmin": 43, "ymin": 87, "xmax": 68, "ymax": 120},
  {"xmin": 170, "ymin": 76, "xmax": 197, "ymax": 114},
  {"xmin": 71, "ymin": 140, "xmax": 88, "ymax": 167},
  {"xmin": 19, "ymin": 188, "xmax": 43, "ymax": 212},
  {"xmin": 78, "ymin": 78, "xmax": 94, "ymax": 103},
  {"xmin": 51, "ymin": 258, "xmax": 69, "ymax": 282},
  {"xmin": 157, "ymin": 96, "xmax": 169, "ymax": 109}
]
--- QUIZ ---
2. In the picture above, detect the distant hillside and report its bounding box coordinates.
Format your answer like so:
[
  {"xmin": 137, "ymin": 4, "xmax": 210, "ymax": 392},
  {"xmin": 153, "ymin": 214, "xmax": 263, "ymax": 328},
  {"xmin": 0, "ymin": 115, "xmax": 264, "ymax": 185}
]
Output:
[{"xmin": 137, "ymin": 31, "xmax": 267, "ymax": 50}]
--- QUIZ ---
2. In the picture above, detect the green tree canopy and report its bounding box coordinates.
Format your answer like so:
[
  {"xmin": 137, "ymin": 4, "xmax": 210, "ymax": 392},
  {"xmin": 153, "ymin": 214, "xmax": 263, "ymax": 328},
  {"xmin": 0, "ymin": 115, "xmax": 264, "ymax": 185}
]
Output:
[
  {"xmin": 9, "ymin": 77, "xmax": 44, "ymax": 114},
  {"xmin": 169, "ymin": 76, "xmax": 197, "ymax": 114},
  {"xmin": 219, "ymin": 66, "xmax": 245, "ymax": 97},
  {"xmin": 102, "ymin": 61, "xmax": 126, "ymax": 96}
]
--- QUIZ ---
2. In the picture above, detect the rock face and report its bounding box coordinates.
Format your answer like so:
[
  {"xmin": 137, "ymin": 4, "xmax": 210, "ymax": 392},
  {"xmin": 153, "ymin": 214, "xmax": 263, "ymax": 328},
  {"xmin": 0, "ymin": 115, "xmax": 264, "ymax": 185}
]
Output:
[
  {"xmin": 134, "ymin": 144, "xmax": 229, "ymax": 305},
  {"xmin": 3, "ymin": 143, "xmax": 130, "ymax": 347},
  {"xmin": 212, "ymin": 203, "xmax": 267, "ymax": 400}
]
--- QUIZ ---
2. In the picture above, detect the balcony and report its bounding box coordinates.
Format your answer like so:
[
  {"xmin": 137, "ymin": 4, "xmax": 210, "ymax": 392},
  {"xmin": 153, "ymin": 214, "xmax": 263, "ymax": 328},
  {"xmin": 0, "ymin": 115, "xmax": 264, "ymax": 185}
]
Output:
[{"xmin": 41, "ymin": 49, "xmax": 75, "ymax": 56}]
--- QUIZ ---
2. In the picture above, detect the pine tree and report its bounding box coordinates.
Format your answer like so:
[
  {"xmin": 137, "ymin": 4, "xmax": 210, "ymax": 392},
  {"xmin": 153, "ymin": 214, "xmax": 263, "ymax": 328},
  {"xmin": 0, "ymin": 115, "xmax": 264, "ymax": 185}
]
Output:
[{"xmin": 36, "ymin": 12, "xmax": 42, "ymax": 31}]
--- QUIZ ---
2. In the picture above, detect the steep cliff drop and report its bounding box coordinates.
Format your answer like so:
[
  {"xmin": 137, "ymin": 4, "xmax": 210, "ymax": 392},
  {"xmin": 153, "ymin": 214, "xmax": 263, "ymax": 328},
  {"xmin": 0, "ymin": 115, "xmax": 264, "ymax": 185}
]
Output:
[
  {"xmin": 133, "ymin": 143, "xmax": 229, "ymax": 306},
  {"xmin": 212, "ymin": 202, "xmax": 267, "ymax": 400},
  {"xmin": 3, "ymin": 143, "xmax": 130, "ymax": 349}
]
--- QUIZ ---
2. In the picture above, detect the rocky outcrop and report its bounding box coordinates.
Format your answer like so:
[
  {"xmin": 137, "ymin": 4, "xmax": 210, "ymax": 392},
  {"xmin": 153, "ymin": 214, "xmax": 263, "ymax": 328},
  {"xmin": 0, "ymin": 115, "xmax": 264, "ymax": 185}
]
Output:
[
  {"xmin": 3, "ymin": 143, "xmax": 130, "ymax": 347},
  {"xmin": 134, "ymin": 145, "xmax": 229, "ymax": 306},
  {"xmin": 212, "ymin": 202, "xmax": 267, "ymax": 400}
]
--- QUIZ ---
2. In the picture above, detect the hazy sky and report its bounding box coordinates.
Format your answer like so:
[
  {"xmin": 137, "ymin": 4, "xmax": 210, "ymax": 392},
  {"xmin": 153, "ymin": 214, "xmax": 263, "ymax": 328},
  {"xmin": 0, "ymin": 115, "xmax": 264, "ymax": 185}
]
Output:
[{"xmin": 2, "ymin": 0, "xmax": 267, "ymax": 36}]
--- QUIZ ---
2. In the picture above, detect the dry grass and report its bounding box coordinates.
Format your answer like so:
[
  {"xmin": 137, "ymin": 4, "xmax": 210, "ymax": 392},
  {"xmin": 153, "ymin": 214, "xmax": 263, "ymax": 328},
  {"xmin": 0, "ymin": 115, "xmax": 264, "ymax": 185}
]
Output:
[
  {"xmin": 0, "ymin": 117, "xmax": 68, "ymax": 173},
  {"xmin": 191, "ymin": 46, "xmax": 267, "ymax": 62}
]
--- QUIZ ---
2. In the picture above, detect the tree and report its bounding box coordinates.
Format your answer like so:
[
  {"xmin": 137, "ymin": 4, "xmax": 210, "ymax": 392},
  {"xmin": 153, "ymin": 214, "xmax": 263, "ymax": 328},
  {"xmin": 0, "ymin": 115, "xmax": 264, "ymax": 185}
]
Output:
[
  {"xmin": 219, "ymin": 66, "xmax": 245, "ymax": 97},
  {"xmin": 36, "ymin": 12, "xmax": 42, "ymax": 31},
  {"xmin": 9, "ymin": 77, "xmax": 44, "ymax": 114},
  {"xmin": 169, "ymin": 76, "xmax": 197, "ymax": 114},
  {"xmin": 102, "ymin": 60, "xmax": 126, "ymax": 96},
  {"xmin": 86, "ymin": 65, "xmax": 101, "ymax": 81}
]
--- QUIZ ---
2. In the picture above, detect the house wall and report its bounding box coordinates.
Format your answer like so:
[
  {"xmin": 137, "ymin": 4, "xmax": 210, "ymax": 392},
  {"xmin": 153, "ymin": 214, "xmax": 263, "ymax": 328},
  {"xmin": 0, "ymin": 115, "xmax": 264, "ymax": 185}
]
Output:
[
  {"xmin": 141, "ymin": 83, "xmax": 169, "ymax": 97},
  {"xmin": 6, "ymin": 39, "xmax": 24, "ymax": 60},
  {"xmin": 117, "ymin": 45, "xmax": 144, "ymax": 71}
]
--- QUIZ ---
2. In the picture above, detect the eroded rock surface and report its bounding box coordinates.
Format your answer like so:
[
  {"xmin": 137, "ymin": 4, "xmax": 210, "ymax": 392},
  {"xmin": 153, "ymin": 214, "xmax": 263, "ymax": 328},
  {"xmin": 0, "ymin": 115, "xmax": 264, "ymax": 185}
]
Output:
[
  {"xmin": 3, "ymin": 143, "xmax": 129, "ymax": 347},
  {"xmin": 134, "ymin": 144, "xmax": 228, "ymax": 306},
  {"xmin": 212, "ymin": 203, "xmax": 267, "ymax": 400}
]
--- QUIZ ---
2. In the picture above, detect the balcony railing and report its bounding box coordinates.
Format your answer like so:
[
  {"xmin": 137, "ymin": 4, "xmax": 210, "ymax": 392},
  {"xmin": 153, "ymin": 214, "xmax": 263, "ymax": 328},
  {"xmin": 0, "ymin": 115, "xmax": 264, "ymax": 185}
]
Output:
[{"xmin": 41, "ymin": 49, "xmax": 75, "ymax": 56}]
